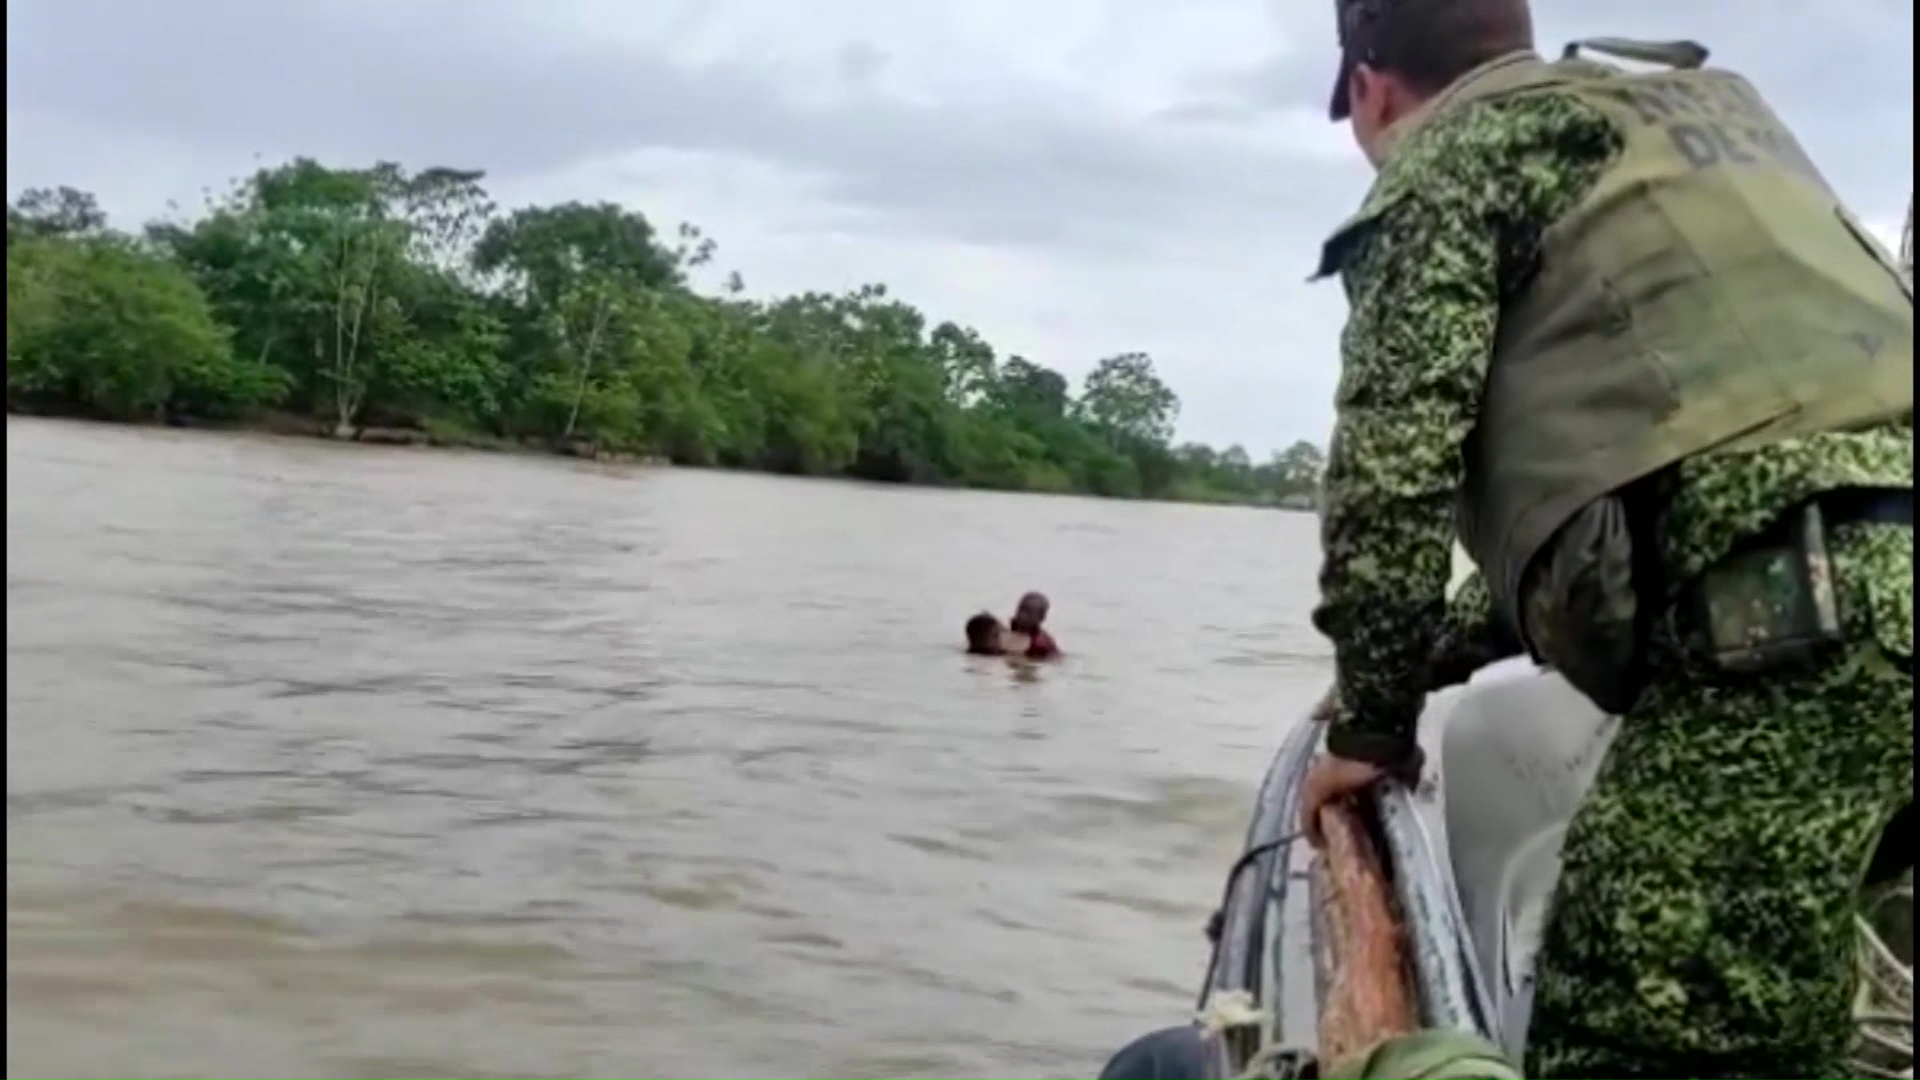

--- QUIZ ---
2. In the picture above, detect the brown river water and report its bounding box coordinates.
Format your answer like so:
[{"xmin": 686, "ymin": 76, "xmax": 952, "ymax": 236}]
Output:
[{"xmin": 5, "ymin": 416, "xmax": 1333, "ymax": 1079}]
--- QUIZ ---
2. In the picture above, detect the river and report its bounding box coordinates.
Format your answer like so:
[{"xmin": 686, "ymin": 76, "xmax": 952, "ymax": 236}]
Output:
[{"xmin": 6, "ymin": 416, "xmax": 1333, "ymax": 1079}]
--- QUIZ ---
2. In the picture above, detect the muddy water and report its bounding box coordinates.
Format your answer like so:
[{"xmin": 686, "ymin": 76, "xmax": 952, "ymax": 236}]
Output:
[{"xmin": 6, "ymin": 417, "xmax": 1331, "ymax": 1079}]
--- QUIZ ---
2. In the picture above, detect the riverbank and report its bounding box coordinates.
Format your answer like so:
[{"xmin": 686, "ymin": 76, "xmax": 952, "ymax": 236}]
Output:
[
  {"xmin": 188, "ymin": 409, "xmax": 670, "ymax": 466},
  {"xmin": 9, "ymin": 166, "xmax": 1325, "ymax": 509},
  {"xmin": 5, "ymin": 407, "xmax": 1319, "ymax": 511}
]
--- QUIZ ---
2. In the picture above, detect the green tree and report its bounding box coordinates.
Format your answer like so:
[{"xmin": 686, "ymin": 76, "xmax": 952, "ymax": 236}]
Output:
[
  {"xmin": 8, "ymin": 232, "xmax": 281, "ymax": 420},
  {"xmin": 7, "ymin": 186, "xmax": 108, "ymax": 243},
  {"xmin": 1270, "ymin": 439, "xmax": 1327, "ymax": 506},
  {"xmin": 9, "ymin": 159, "xmax": 1330, "ymax": 510},
  {"xmin": 473, "ymin": 202, "xmax": 696, "ymax": 448},
  {"xmin": 1079, "ymin": 351, "xmax": 1178, "ymax": 446}
]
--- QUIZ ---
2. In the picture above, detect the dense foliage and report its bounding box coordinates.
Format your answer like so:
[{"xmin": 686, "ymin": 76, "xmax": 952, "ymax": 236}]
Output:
[{"xmin": 6, "ymin": 162, "xmax": 1326, "ymax": 506}]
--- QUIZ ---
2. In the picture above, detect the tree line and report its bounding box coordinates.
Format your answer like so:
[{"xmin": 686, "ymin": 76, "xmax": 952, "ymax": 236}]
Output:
[{"xmin": 5, "ymin": 160, "xmax": 1326, "ymax": 507}]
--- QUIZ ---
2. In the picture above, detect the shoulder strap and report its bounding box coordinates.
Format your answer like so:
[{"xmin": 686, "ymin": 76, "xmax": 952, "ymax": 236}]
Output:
[{"xmin": 1560, "ymin": 36, "xmax": 1709, "ymax": 69}]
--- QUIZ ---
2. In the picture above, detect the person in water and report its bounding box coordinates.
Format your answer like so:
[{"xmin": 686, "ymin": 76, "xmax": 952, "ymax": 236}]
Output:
[
  {"xmin": 964, "ymin": 604, "xmax": 1061, "ymax": 661},
  {"xmin": 964, "ymin": 612, "xmax": 1009, "ymax": 656},
  {"xmin": 1007, "ymin": 591, "xmax": 1061, "ymax": 659}
]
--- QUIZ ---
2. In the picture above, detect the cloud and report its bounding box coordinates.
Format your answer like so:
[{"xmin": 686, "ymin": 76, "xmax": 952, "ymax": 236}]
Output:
[{"xmin": 7, "ymin": 0, "xmax": 1911, "ymax": 452}]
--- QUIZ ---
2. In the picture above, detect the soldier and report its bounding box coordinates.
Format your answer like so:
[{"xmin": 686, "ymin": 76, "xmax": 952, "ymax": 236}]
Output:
[{"xmin": 1294, "ymin": 0, "xmax": 1913, "ymax": 1077}]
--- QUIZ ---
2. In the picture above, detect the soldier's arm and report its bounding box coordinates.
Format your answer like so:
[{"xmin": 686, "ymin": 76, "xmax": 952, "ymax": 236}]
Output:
[
  {"xmin": 1427, "ymin": 570, "xmax": 1522, "ymax": 690},
  {"xmin": 1313, "ymin": 96, "xmax": 1621, "ymax": 767}
]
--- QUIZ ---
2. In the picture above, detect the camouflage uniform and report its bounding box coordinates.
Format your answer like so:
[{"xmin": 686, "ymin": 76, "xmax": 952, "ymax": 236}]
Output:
[{"xmin": 1313, "ymin": 76, "xmax": 1914, "ymax": 1079}]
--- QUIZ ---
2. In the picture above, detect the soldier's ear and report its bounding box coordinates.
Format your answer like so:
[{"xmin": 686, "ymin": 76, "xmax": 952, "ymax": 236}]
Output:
[{"xmin": 1347, "ymin": 64, "xmax": 1380, "ymax": 115}]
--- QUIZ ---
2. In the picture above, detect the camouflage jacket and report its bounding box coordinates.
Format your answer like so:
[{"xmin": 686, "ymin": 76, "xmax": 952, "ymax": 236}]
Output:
[{"xmin": 1313, "ymin": 91, "xmax": 1912, "ymax": 765}]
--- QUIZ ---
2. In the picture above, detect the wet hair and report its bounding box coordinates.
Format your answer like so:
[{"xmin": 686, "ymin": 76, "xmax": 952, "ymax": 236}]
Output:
[{"xmin": 965, "ymin": 612, "xmax": 1002, "ymax": 655}]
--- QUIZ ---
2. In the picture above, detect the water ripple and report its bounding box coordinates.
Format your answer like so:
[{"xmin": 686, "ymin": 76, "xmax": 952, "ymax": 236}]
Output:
[{"xmin": 6, "ymin": 417, "xmax": 1328, "ymax": 1079}]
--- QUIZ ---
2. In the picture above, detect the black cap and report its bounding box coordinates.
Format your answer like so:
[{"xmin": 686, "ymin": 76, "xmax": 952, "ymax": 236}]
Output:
[{"xmin": 1329, "ymin": 0, "xmax": 1384, "ymax": 121}]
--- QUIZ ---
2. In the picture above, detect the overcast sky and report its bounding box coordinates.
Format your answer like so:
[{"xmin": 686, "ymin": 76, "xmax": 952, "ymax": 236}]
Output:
[{"xmin": 7, "ymin": 0, "xmax": 1911, "ymax": 453}]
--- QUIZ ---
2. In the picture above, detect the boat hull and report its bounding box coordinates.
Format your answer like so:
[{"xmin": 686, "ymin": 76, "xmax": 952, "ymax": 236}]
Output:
[{"xmin": 1196, "ymin": 659, "xmax": 1912, "ymax": 1077}]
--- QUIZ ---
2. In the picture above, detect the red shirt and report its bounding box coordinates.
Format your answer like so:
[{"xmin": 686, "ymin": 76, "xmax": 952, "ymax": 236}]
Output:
[{"xmin": 1025, "ymin": 629, "xmax": 1061, "ymax": 659}]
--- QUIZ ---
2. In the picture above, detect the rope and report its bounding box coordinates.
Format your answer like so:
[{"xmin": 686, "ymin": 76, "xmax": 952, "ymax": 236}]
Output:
[
  {"xmin": 1197, "ymin": 830, "xmax": 1306, "ymax": 1009},
  {"xmin": 1194, "ymin": 990, "xmax": 1273, "ymax": 1078},
  {"xmin": 1846, "ymin": 876, "xmax": 1912, "ymax": 1080}
]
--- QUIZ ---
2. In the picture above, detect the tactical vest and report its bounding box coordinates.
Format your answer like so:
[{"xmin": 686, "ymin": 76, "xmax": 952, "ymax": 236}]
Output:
[{"xmin": 1328, "ymin": 42, "xmax": 1914, "ymax": 636}]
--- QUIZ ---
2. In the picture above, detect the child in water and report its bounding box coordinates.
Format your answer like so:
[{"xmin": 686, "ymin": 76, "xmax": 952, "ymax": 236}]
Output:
[{"xmin": 964, "ymin": 612, "xmax": 1011, "ymax": 656}]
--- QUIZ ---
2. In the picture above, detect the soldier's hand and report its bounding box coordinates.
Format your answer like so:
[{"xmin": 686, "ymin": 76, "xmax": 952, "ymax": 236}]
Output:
[{"xmin": 1299, "ymin": 754, "xmax": 1386, "ymax": 849}]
